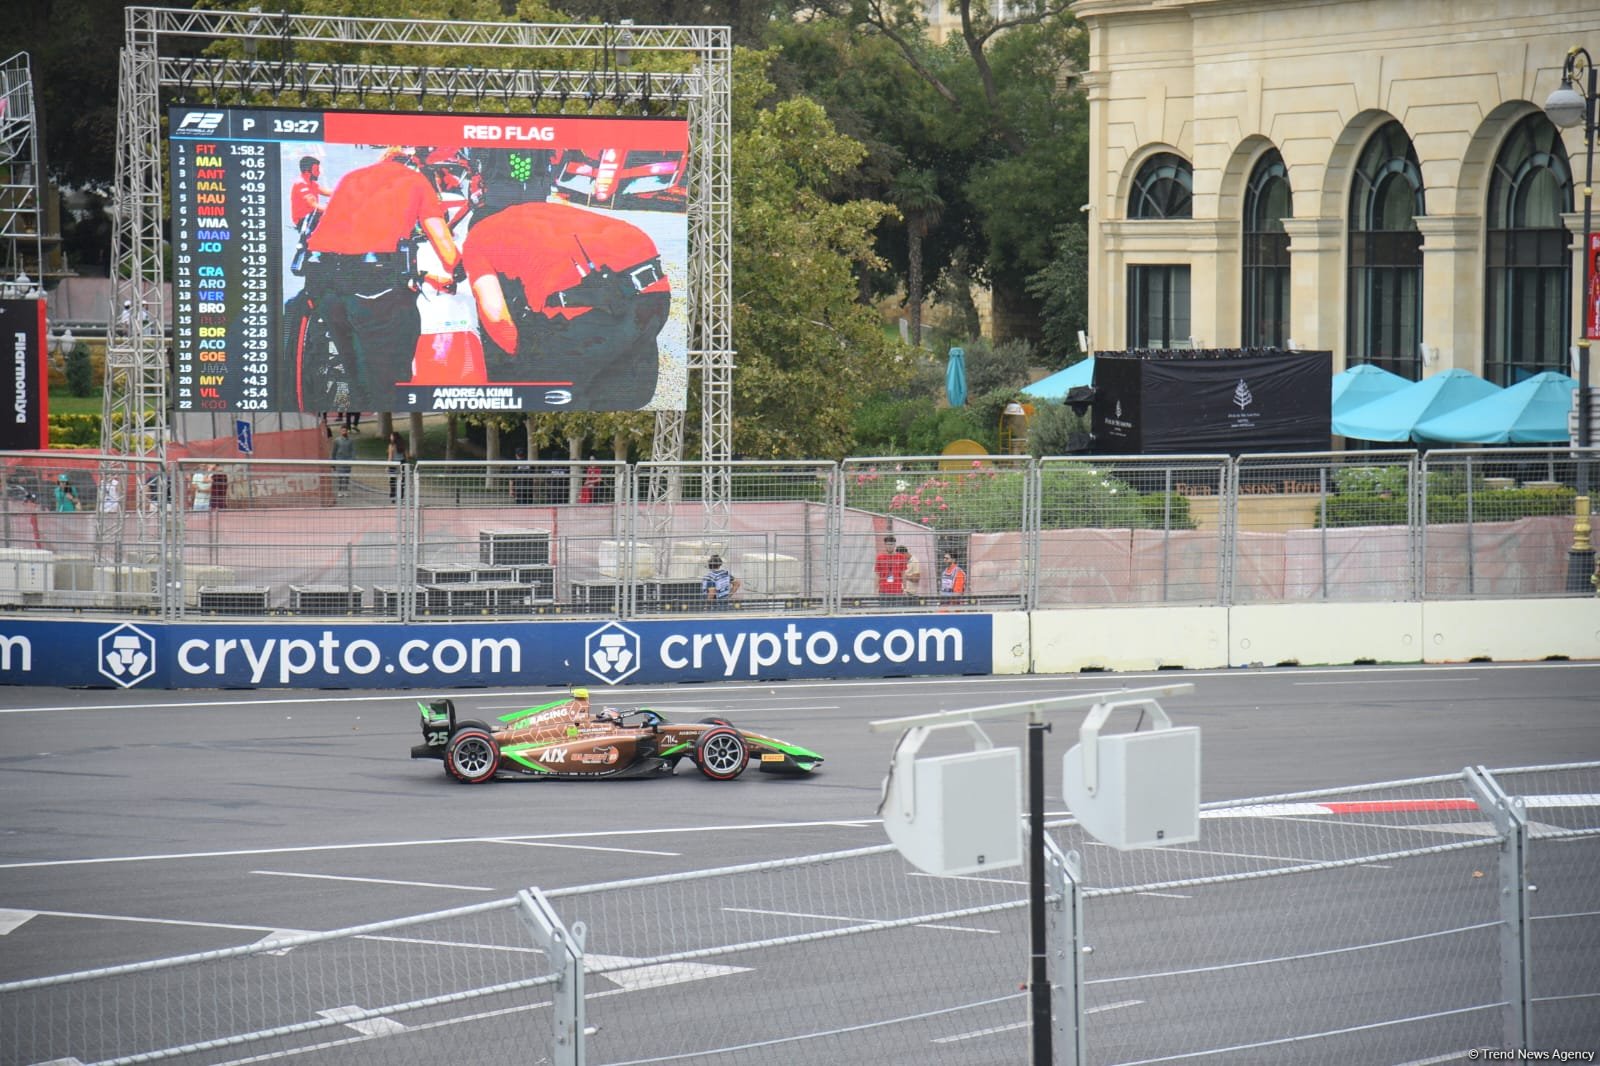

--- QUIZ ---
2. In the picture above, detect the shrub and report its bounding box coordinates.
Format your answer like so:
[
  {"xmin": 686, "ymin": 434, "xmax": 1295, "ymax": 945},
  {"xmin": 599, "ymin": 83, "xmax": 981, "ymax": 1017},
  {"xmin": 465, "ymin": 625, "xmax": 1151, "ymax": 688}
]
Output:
[
  {"xmin": 48, "ymin": 413, "xmax": 101, "ymax": 447},
  {"xmin": 65, "ymin": 344, "xmax": 94, "ymax": 397},
  {"xmin": 844, "ymin": 461, "xmax": 1192, "ymax": 532}
]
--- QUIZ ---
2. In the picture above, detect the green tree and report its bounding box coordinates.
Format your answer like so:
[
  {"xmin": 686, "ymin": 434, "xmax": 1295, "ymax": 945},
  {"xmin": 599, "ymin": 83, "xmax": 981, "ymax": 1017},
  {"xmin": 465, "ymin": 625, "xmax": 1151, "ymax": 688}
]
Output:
[
  {"xmin": 1026, "ymin": 219, "xmax": 1089, "ymax": 365},
  {"xmin": 725, "ymin": 48, "xmax": 909, "ymax": 459},
  {"xmin": 888, "ymin": 167, "xmax": 944, "ymax": 348},
  {"xmin": 823, "ymin": 1, "xmax": 1089, "ymax": 341},
  {"xmin": 65, "ymin": 343, "xmax": 94, "ymax": 397}
]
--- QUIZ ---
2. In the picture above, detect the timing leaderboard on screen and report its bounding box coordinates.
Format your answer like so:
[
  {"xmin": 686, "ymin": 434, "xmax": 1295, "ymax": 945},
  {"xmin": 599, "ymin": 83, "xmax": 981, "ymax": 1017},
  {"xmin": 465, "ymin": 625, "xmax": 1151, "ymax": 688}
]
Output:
[{"xmin": 170, "ymin": 137, "xmax": 277, "ymax": 412}]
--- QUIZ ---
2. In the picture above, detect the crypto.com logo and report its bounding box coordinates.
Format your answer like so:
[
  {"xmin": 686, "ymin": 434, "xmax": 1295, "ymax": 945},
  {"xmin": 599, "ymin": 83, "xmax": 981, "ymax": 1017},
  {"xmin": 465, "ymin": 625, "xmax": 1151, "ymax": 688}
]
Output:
[
  {"xmin": 98, "ymin": 623, "xmax": 157, "ymax": 688},
  {"xmin": 584, "ymin": 621, "xmax": 641, "ymax": 685}
]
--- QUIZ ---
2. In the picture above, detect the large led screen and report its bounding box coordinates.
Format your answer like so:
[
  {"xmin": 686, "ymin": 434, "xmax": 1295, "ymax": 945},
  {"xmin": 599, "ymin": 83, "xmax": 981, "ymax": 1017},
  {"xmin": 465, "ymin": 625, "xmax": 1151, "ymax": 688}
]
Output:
[{"xmin": 169, "ymin": 106, "xmax": 689, "ymax": 415}]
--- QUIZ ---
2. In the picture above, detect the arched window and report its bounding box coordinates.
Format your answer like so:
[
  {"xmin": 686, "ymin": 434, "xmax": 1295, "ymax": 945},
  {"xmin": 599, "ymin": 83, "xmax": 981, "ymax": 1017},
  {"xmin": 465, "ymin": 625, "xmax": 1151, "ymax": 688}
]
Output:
[
  {"xmin": 1242, "ymin": 149, "xmax": 1291, "ymax": 348},
  {"xmin": 1348, "ymin": 122, "xmax": 1425, "ymax": 378},
  {"xmin": 1485, "ymin": 113, "xmax": 1572, "ymax": 385},
  {"xmin": 1129, "ymin": 152, "xmax": 1193, "ymax": 220},
  {"xmin": 1127, "ymin": 153, "xmax": 1193, "ymax": 347}
]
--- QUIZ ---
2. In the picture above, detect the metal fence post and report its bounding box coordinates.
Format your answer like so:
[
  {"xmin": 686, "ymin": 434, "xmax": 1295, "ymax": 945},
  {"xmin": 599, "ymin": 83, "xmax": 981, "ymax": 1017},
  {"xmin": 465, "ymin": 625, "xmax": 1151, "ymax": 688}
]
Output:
[
  {"xmin": 1410, "ymin": 452, "xmax": 1425, "ymax": 600},
  {"xmin": 518, "ymin": 887, "xmax": 587, "ymax": 1066},
  {"xmin": 1462, "ymin": 765, "xmax": 1532, "ymax": 1049},
  {"xmin": 1220, "ymin": 457, "xmax": 1238, "ymax": 606},
  {"xmin": 1044, "ymin": 837, "xmax": 1084, "ymax": 1066}
]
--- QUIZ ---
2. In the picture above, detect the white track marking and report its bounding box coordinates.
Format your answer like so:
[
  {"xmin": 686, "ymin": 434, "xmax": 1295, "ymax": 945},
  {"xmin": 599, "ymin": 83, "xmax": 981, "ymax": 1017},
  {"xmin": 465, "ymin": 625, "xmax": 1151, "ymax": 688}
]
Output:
[
  {"xmin": 486, "ymin": 838, "xmax": 680, "ymax": 857},
  {"xmin": 724, "ymin": 905, "xmax": 997, "ymax": 935},
  {"xmin": 0, "ymin": 820, "xmax": 875, "ymax": 871},
  {"xmin": 933, "ymin": 999, "xmax": 1143, "ymax": 1043},
  {"xmin": 585, "ymin": 953, "xmax": 749, "ymax": 990},
  {"xmin": 252, "ymin": 870, "xmax": 495, "ymax": 891},
  {"xmin": 0, "ymin": 908, "xmax": 35, "ymax": 934},
  {"xmin": 316, "ymin": 1005, "xmax": 407, "ymax": 1036}
]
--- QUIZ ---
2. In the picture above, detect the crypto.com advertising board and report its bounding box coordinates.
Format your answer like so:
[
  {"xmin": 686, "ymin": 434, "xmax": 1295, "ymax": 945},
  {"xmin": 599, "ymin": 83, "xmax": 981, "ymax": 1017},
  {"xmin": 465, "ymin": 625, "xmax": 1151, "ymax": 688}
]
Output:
[
  {"xmin": 0, "ymin": 616, "xmax": 993, "ymax": 690},
  {"xmin": 168, "ymin": 106, "xmax": 689, "ymax": 416}
]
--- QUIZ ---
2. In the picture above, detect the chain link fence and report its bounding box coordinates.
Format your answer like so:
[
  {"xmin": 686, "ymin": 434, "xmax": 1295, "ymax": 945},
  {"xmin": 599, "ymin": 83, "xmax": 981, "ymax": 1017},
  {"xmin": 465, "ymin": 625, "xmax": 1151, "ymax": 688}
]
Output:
[
  {"xmin": 0, "ymin": 897, "xmax": 563, "ymax": 1066},
  {"xmin": 840, "ymin": 456, "xmax": 1031, "ymax": 612},
  {"xmin": 1036, "ymin": 456, "xmax": 1230, "ymax": 607},
  {"xmin": 4, "ymin": 763, "xmax": 1594, "ymax": 1065},
  {"xmin": 1, "ymin": 448, "xmax": 1595, "ymax": 618},
  {"xmin": 1420, "ymin": 450, "xmax": 1592, "ymax": 598},
  {"xmin": 634, "ymin": 461, "xmax": 834, "ymax": 614}
]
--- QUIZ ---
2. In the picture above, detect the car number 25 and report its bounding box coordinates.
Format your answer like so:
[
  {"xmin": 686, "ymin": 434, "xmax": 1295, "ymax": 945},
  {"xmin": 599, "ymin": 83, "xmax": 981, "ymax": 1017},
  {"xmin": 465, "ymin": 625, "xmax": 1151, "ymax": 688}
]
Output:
[{"xmin": 428, "ymin": 730, "xmax": 450, "ymax": 746}]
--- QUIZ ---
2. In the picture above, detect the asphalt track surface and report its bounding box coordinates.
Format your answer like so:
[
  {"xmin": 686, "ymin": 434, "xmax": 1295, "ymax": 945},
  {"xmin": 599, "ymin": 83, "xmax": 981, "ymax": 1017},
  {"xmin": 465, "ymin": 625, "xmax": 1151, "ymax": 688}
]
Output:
[{"xmin": 1, "ymin": 662, "xmax": 1597, "ymax": 1063}]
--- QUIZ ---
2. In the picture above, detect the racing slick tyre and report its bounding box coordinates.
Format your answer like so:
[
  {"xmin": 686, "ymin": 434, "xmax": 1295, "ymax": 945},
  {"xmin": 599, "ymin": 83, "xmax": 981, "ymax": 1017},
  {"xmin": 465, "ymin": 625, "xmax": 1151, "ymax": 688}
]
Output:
[
  {"xmin": 693, "ymin": 726, "xmax": 749, "ymax": 781},
  {"xmin": 445, "ymin": 727, "xmax": 501, "ymax": 784},
  {"xmin": 696, "ymin": 716, "xmax": 735, "ymax": 727}
]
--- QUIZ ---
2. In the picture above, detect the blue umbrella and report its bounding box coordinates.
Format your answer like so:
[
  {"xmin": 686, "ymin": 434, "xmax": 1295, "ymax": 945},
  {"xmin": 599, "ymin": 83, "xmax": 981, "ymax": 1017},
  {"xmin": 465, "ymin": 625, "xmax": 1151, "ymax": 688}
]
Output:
[
  {"xmin": 1021, "ymin": 358, "xmax": 1096, "ymax": 402},
  {"xmin": 1333, "ymin": 369, "xmax": 1502, "ymax": 442},
  {"xmin": 945, "ymin": 347, "xmax": 968, "ymax": 407},
  {"xmin": 1412, "ymin": 372, "xmax": 1577, "ymax": 444},
  {"xmin": 1331, "ymin": 364, "xmax": 1409, "ymax": 419}
]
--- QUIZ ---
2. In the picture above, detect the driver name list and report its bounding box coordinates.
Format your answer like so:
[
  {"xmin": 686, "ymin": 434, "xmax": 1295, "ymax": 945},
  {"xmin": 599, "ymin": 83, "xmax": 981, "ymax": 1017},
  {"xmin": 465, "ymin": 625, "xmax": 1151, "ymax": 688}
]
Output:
[{"xmin": 171, "ymin": 140, "xmax": 280, "ymax": 411}]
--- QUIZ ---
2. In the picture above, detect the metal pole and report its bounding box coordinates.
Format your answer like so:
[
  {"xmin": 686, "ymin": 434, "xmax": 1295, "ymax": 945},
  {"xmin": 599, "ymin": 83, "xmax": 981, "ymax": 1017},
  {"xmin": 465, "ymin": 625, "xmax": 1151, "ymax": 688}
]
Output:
[
  {"xmin": 1029, "ymin": 718, "xmax": 1052, "ymax": 1066},
  {"xmin": 1579, "ymin": 59, "xmax": 1595, "ymax": 481}
]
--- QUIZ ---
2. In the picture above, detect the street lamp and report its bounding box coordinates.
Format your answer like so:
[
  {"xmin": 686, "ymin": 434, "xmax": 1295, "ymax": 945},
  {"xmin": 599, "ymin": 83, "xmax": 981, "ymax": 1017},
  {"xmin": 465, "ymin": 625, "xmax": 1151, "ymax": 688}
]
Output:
[
  {"xmin": 1544, "ymin": 45, "xmax": 1597, "ymax": 591},
  {"xmin": 1542, "ymin": 45, "xmax": 1593, "ymax": 467}
]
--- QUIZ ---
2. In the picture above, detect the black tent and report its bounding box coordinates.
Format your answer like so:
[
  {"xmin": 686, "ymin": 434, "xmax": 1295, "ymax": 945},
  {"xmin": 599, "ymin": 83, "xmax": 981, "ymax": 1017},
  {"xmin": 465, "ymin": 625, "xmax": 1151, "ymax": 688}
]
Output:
[{"xmin": 1089, "ymin": 349, "xmax": 1332, "ymax": 454}]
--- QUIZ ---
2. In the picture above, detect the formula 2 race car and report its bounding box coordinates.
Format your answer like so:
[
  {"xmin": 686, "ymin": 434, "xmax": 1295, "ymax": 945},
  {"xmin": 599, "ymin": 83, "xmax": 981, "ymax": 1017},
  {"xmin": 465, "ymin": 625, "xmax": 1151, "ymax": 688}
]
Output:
[{"xmin": 411, "ymin": 689, "xmax": 824, "ymax": 784}]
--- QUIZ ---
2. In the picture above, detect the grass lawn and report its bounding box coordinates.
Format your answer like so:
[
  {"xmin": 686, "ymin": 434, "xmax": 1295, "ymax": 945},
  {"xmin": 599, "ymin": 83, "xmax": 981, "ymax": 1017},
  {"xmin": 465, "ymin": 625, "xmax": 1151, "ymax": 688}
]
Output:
[{"xmin": 48, "ymin": 390, "xmax": 102, "ymax": 416}]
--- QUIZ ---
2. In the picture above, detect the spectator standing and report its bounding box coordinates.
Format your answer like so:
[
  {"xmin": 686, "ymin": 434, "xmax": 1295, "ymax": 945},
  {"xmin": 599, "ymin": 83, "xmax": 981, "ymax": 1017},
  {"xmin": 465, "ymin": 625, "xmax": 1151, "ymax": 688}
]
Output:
[
  {"xmin": 190, "ymin": 465, "xmax": 213, "ymax": 511},
  {"xmin": 510, "ymin": 448, "xmax": 536, "ymax": 505},
  {"xmin": 703, "ymin": 554, "xmax": 740, "ymax": 607},
  {"xmin": 330, "ymin": 425, "xmax": 355, "ymax": 496},
  {"xmin": 100, "ymin": 475, "xmax": 122, "ymax": 513},
  {"xmin": 939, "ymin": 552, "xmax": 967, "ymax": 598},
  {"xmin": 874, "ymin": 534, "xmax": 908, "ymax": 596},
  {"xmin": 899, "ymin": 546, "xmax": 922, "ymax": 595},
  {"xmin": 54, "ymin": 473, "xmax": 79, "ymax": 512},
  {"xmin": 580, "ymin": 461, "xmax": 602, "ymax": 504},
  {"xmin": 386, "ymin": 431, "xmax": 408, "ymax": 501},
  {"xmin": 210, "ymin": 465, "xmax": 229, "ymax": 510}
]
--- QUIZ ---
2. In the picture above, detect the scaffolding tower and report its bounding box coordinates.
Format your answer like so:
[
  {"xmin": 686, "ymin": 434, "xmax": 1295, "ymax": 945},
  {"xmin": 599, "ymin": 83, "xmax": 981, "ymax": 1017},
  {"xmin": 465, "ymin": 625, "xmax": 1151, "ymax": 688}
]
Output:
[
  {"xmin": 109, "ymin": 7, "xmax": 733, "ymax": 513},
  {"xmin": 0, "ymin": 51, "xmax": 46, "ymax": 295}
]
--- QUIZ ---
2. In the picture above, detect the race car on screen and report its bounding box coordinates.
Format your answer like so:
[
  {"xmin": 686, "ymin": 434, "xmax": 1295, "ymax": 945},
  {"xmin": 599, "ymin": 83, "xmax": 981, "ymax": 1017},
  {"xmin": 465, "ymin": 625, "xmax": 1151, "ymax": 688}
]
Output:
[{"xmin": 412, "ymin": 689, "xmax": 824, "ymax": 784}]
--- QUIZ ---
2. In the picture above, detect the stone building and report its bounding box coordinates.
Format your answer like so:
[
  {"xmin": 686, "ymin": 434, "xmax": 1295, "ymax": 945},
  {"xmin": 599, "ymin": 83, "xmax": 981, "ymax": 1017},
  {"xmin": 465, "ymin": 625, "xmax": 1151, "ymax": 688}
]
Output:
[{"xmin": 1071, "ymin": 0, "xmax": 1600, "ymax": 383}]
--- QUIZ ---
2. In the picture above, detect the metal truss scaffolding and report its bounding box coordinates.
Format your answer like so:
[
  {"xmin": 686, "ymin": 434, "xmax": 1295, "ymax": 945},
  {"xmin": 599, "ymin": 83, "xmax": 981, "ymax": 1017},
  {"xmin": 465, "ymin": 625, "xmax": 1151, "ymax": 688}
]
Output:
[
  {"xmin": 0, "ymin": 52, "xmax": 46, "ymax": 291},
  {"xmin": 110, "ymin": 7, "xmax": 734, "ymax": 512}
]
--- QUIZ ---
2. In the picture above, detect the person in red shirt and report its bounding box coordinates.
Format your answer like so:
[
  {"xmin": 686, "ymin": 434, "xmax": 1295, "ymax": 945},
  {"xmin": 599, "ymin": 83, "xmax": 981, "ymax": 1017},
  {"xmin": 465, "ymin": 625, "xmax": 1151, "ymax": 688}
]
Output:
[
  {"xmin": 873, "ymin": 534, "xmax": 908, "ymax": 595},
  {"xmin": 301, "ymin": 148, "xmax": 462, "ymax": 405},
  {"xmin": 289, "ymin": 156, "xmax": 331, "ymax": 229},
  {"xmin": 462, "ymin": 200, "xmax": 668, "ymax": 409}
]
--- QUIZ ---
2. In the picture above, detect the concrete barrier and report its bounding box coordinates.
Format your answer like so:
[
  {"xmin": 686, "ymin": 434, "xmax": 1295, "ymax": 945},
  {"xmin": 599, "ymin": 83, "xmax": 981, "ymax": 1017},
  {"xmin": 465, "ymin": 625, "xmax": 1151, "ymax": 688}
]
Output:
[
  {"xmin": 1229, "ymin": 602, "xmax": 1423, "ymax": 666},
  {"xmin": 1031, "ymin": 606, "xmax": 1228, "ymax": 672},
  {"xmin": 1421, "ymin": 599, "xmax": 1600, "ymax": 663}
]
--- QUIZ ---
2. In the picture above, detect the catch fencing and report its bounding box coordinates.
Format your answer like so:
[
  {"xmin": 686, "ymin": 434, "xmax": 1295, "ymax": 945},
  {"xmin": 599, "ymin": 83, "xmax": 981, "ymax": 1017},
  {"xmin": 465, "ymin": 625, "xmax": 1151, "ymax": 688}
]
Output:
[
  {"xmin": 3, "ymin": 762, "xmax": 1594, "ymax": 1065},
  {"xmin": 0, "ymin": 447, "xmax": 1595, "ymax": 620}
]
